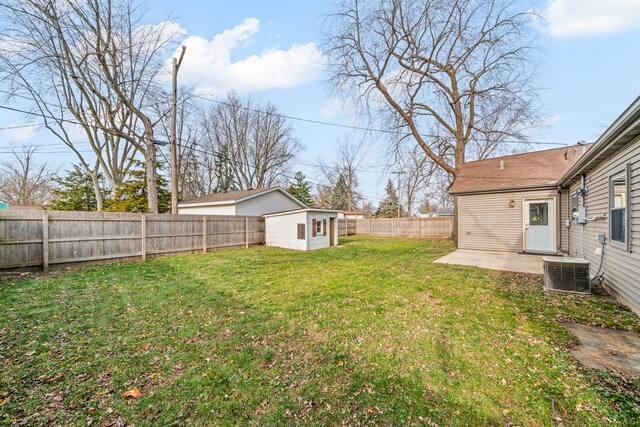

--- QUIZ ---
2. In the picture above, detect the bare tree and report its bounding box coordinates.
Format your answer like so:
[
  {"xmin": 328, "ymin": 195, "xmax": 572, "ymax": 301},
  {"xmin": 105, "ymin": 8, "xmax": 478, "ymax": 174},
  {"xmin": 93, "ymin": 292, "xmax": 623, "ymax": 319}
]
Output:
[
  {"xmin": 152, "ymin": 89, "xmax": 206, "ymax": 200},
  {"xmin": 0, "ymin": 147, "xmax": 56, "ymax": 206},
  {"xmin": 201, "ymin": 93, "xmax": 301, "ymax": 190},
  {"xmin": 394, "ymin": 145, "xmax": 435, "ymax": 217},
  {"xmin": 325, "ymin": 0, "xmax": 540, "ymax": 237},
  {"xmin": 313, "ymin": 184, "xmax": 332, "ymax": 208},
  {"xmin": 0, "ymin": 0, "xmax": 182, "ymax": 212},
  {"xmin": 317, "ymin": 139, "xmax": 363, "ymax": 211}
]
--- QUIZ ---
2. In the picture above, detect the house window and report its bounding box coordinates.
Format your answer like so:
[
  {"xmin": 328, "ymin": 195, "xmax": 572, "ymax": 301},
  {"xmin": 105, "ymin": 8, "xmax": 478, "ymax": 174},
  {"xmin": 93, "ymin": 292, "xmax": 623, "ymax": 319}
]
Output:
[
  {"xmin": 610, "ymin": 170, "xmax": 628, "ymax": 245},
  {"xmin": 315, "ymin": 218, "xmax": 322, "ymax": 235}
]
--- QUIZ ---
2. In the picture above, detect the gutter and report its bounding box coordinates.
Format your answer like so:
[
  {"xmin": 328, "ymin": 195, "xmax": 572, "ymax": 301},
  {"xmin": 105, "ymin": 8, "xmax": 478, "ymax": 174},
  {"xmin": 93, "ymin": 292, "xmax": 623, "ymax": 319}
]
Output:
[
  {"xmin": 559, "ymin": 95, "xmax": 640, "ymax": 186},
  {"xmin": 450, "ymin": 183, "xmax": 558, "ymax": 196}
]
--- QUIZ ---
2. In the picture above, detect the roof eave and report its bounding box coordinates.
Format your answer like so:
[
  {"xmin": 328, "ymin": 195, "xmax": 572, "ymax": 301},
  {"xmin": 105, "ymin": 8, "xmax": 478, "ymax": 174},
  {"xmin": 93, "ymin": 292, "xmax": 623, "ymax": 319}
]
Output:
[{"xmin": 450, "ymin": 183, "xmax": 559, "ymax": 196}]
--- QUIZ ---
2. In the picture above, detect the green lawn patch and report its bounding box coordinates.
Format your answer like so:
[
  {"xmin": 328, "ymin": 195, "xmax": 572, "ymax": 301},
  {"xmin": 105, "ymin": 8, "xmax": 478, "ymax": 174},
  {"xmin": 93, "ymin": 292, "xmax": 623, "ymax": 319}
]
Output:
[{"xmin": 1, "ymin": 237, "xmax": 638, "ymax": 425}]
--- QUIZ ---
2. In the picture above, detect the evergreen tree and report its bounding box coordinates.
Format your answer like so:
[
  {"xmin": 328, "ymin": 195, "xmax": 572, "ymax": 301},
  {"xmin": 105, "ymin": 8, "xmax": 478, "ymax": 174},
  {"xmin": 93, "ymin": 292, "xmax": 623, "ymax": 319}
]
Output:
[
  {"xmin": 287, "ymin": 171, "xmax": 313, "ymax": 206},
  {"xmin": 329, "ymin": 173, "xmax": 353, "ymax": 211},
  {"xmin": 375, "ymin": 179, "xmax": 403, "ymax": 218},
  {"xmin": 49, "ymin": 165, "xmax": 105, "ymax": 211},
  {"xmin": 214, "ymin": 144, "xmax": 237, "ymax": 192},
  {"xmin": 104, "ymin": 162, "xmax": 170, "ymax": 213}
]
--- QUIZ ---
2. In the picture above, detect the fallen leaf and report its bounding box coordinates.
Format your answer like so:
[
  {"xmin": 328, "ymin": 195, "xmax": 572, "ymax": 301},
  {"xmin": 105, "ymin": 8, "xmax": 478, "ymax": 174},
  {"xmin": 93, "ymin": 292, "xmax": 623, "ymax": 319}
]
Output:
[{"xmin": 123, "ymin": 388, "xmax": 142, "ymax": 399}]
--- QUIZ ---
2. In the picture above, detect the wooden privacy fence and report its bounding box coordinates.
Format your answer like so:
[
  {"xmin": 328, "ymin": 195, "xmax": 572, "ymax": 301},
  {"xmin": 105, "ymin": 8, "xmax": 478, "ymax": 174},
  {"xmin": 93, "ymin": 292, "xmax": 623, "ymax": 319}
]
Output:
[
  {"xmin": 339, "ymin": 217, "xmax": 453, "ymax": 237},
  {"xmin": 0, "ymin": 210, "xmax": 265, "ymax": 272}
]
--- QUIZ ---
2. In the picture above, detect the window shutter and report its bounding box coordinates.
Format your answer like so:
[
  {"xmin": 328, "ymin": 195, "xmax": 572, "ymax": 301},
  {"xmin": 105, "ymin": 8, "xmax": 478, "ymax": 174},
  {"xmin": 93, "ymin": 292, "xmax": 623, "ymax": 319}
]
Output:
[
  {"xmin": 323, "ymin": 219, "xmax": 327, "ymax": 236},
  {"xmin": 297, "ymin": 223, "xmax": 305, "ymax": 240},
  {"xmin": 312, "ymin": 219, "xmax": 317, "ymax": 237}
]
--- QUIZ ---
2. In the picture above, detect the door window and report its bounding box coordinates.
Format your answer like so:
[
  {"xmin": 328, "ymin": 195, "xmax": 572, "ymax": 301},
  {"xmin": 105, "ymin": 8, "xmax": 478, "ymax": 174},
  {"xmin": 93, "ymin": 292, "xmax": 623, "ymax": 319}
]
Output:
[{"xmin": 529, "ymin": 202, "xmax": 548, "ymax": 226}]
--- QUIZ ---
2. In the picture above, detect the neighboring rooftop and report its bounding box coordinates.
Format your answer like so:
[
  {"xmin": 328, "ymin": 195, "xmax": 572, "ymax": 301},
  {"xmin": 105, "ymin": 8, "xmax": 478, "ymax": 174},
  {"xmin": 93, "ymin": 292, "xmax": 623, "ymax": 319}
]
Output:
[
  {"xmin": 179, "ymin": 187, "xmax": 306, "ymax": 206},
  {"xmin": 450, "ymin": 145, "xmax": 590, "ymax": 194}
]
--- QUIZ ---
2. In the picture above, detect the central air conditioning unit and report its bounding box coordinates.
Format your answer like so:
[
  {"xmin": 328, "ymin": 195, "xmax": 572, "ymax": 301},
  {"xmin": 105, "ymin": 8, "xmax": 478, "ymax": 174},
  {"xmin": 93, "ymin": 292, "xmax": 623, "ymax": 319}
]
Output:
[{"xmin": 543, "ymin": 257, "xmax": 591, "ymax": 293}]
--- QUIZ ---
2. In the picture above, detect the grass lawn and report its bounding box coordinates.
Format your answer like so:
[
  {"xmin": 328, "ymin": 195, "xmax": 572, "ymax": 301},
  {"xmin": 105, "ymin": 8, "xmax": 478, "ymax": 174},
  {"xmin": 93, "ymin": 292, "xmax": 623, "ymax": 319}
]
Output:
[{"xmin": 1, "ymin": 237, "xmax": 639, "ymax": 426}]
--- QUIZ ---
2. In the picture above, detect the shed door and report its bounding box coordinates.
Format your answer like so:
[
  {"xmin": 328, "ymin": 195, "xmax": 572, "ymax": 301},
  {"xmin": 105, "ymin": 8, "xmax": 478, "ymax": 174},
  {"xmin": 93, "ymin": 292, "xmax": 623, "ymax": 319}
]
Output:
[{"xmin": 524, "ymin": 199, "xmax": 554, "ymax": 253}]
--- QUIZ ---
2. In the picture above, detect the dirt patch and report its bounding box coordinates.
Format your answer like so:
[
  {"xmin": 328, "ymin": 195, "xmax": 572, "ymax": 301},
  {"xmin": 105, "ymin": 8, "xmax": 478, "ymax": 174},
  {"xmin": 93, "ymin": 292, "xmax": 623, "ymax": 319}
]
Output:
[{"xmin": 564, "ymin": 323, "xmax": 640, "ymax": 378}]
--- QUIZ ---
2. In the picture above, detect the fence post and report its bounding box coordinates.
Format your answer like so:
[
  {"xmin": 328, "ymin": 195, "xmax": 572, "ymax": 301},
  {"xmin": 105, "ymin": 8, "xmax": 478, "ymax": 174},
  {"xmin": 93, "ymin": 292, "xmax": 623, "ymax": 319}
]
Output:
[
  {"xmin": 141, "ymin": 214, "xmax": 146, "ymax": 261},
  {"xmin": 42, "ymin": 211, "xmax": 49, "ymax": 273},
  {"xmin": 245, "ymin": 217, "xmax": 249, "ymax": 248},
  {"xmin": 203, "ymin": 217, "xmax": 207, "ymax": 253}
]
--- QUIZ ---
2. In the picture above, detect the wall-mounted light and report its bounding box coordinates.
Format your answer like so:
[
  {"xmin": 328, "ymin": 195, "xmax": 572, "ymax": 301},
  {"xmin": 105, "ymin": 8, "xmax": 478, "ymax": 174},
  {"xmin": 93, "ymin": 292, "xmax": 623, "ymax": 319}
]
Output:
[{"xmin": 508, "ymin": 199, "xmax": 515, "ymax": 208}]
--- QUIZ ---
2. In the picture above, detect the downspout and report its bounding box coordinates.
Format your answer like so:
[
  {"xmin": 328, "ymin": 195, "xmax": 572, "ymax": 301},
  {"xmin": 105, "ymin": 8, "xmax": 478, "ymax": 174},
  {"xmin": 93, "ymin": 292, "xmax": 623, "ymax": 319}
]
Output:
[{"xmin": 556, "ymin": 185, "xmax": 562, "ymax": 254}]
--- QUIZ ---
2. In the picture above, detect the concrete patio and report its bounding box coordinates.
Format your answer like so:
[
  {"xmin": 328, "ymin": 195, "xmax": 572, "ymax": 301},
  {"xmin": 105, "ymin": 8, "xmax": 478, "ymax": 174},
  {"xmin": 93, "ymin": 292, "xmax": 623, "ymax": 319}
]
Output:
[{"xmin": 434, "ymin": 249, "xmax": 560, "ymax": 274}]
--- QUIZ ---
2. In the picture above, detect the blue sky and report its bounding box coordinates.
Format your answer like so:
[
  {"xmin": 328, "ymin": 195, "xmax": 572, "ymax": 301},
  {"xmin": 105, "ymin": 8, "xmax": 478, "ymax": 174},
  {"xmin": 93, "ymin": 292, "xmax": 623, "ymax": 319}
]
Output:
[{"xmin": 2, "ymin": 0, "xmax": 640, "ymax": 206}]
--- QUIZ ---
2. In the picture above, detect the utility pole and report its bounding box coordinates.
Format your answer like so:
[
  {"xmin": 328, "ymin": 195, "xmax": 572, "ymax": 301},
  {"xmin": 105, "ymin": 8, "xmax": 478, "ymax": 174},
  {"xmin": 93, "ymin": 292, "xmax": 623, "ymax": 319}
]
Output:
[
  {"xmin": 170, "ymin": 46, "xmax": 187, "ymax": 214},
  {"xmin": 392, "ymin": 170, "xmax": 403, "ymax": 218}
]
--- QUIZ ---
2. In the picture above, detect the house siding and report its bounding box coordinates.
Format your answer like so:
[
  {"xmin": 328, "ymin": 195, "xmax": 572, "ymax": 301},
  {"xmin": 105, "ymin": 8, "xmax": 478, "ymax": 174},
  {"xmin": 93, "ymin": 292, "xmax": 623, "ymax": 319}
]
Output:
[
  {"xmin": 458, "ymin": 188, "xmax": 558, "ymax": 252},
  {"xmin": 235, "ymin": 191, "xmax": 302, "ymax": 216},
  {"xmin": 566, "ymin": 137, "xmax": 640, "ymax": 315},
  {"xmin": 177, "ymin": 204, "xmax": 236, "ymax": 215}
]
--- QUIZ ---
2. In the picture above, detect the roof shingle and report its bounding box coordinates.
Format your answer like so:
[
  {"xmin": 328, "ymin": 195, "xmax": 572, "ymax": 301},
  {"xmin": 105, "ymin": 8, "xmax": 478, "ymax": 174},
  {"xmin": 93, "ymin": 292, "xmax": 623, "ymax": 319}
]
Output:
[{"xmin": 450, "ymin": 145, "xmax": 590, "ymax": 194}]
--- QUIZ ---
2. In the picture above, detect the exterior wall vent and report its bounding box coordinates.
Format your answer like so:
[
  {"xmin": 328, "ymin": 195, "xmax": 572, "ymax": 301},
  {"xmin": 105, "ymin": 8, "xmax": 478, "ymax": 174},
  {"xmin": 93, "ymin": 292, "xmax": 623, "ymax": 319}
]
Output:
[{"xmin": 543, "ymin": 257, "xmax": 590, "ymax": 293}]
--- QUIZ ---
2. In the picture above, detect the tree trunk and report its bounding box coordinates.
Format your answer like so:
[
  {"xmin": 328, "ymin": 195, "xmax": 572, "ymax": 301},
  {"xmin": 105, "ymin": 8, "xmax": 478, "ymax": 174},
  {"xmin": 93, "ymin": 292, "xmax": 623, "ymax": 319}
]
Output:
[
  {"xmin": 145, "ymin": 144, "xmax": 159, "ymax": 213},
  {"xmin": 91, "ymin": 171, "xmax": 104, "ymax": 211}
]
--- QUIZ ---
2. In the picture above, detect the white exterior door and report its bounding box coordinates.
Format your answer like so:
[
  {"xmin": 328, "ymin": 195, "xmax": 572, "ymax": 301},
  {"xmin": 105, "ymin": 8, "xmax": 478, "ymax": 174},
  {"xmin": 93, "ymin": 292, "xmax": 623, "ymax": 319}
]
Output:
[{"xmin": 524, "ymin": 199, "xmax": 554, "ymax": 253}]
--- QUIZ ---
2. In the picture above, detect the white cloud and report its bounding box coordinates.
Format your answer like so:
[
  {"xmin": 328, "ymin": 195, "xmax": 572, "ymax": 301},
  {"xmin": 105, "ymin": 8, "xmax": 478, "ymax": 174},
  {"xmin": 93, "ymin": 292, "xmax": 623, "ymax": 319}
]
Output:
[
  {"xmin": 543, "ymin": 0, "xmax": 640, "ymax": 38},
  {"xmin": 170, "ymin": 18, "xmax": 326, "ymax": 96}
]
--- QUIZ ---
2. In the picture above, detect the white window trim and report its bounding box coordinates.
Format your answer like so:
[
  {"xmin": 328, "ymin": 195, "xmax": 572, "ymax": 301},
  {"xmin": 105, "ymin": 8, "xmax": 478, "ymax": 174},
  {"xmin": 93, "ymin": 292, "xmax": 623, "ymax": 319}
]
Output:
[{"xmin": 609, "ymin": 165, "xmax": 631, "ymax": 251}]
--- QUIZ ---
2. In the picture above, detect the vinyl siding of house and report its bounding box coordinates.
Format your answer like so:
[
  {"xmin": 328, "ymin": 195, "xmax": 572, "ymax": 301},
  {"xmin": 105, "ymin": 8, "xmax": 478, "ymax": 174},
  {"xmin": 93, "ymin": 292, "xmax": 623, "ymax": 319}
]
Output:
[
  {"xmin": 566, "ymin": 137, "xmax": 640, "ymax": 315},
  {"xmin": 178, "ymin": 189, "xmax": 303, "ymax": 216},
  {"xmin": 177, "ymin": 204, "xmax": 237, "ymax": 215},
  {"xmin": 235, "ymin": 191, "xmax": 302, "ymax": 216},
  {"xmin": 458, "ymin": 188, "xmax": 558, "ymax": 252}
]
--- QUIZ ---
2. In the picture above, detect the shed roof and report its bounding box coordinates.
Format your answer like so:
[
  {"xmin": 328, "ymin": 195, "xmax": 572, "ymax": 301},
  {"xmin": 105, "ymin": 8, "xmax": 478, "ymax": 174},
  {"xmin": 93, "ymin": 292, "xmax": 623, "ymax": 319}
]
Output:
[
  {"xmin": 449, "ymin": 145, "xmax": 589, "ymax": 195},
  {"xmin": 179, "ymin": 187, "xmax": 305, "ymax": 207}
]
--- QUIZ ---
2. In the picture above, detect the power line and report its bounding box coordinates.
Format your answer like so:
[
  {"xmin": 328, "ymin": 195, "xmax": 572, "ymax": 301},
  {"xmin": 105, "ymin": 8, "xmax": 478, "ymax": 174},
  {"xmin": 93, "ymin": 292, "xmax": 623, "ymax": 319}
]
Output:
[
  {"xmin": 173, "ymin": 86, "xmax": 571, "ymax": 147},
  {"xmin": 0, "ymin": 123, "xmax": 41, "ymax": 131},
  {"xmin": 2, "ymin": 84, "xmax": 571, "ymax": 147}
]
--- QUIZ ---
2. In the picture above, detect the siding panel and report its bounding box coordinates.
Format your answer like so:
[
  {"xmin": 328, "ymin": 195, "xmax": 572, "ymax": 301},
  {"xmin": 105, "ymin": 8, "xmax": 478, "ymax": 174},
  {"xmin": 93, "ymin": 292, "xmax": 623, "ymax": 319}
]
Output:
[
  {"xmin": 566, "ymin": 137, "xmax": 640, "ymax": 315},
  {"xmin": 458, "ymin": 188, "xmax": 558, "ymax": 252}
]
